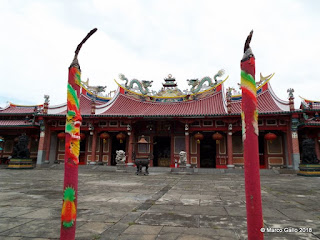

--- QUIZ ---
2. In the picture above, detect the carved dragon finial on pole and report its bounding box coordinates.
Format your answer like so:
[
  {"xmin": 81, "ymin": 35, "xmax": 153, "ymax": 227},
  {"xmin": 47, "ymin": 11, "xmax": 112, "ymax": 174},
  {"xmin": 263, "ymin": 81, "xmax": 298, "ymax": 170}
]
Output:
[
  {"xmin": 240, "ymin": 30, "xmax": 264, "ymax": 240},
  {"xmin": 60, "ymin": 28, "xmax": 97, "ymax": 240}
]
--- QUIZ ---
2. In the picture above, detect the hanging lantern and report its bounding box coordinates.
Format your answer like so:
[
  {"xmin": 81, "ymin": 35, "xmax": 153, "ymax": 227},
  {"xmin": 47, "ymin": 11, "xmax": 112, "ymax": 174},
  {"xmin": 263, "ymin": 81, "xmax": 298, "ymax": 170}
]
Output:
[
  {"xmin": 80, "ymin": 133, "xmax": 86, "ymax": 141},
  {"xmin": 212, "ymin": 132, "xmax": 223, "ymax": 143},
  {"xmin": 99, "ymin": 132, "xmax": 110, "ymax": 139},
  {"xmin": 57, "ymin": 132, "xmax": 66, "ymax": 140},
  {"xmin": 264, "ymin": 132, "xmax": 277, "ymax": 143},
  {"xmin": 194, "ymin": 132, "xmax": 204, "ymax": 144},
  {"xmin": 100, "ymin": 132, "xmax": 110, "ymax": 143},
  {"xmin": 116, "ymin": 132, "xmax": 126, "ymax": 143}
]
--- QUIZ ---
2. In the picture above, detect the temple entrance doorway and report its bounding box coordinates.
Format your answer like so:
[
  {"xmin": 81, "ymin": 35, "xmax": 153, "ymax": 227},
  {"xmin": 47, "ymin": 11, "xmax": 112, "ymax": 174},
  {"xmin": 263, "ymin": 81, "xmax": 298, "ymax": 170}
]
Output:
[
  {"xmin": 79, "ymin": 138, "xmax": 86, "ymax": 165},
  {"xmin": 258, "ymin": 134, "xmax": 266, "ymax": 168},
  {"xmin": 153, "ymin": 136, "xmax": 171, "ymax": 167},
  {"xmin": 111, "ymin": 137, "xmax": 126, "ymax": 166},
  {"xmin": 200, "ymin": 136, "xmax": 216, "ymax": 168}
]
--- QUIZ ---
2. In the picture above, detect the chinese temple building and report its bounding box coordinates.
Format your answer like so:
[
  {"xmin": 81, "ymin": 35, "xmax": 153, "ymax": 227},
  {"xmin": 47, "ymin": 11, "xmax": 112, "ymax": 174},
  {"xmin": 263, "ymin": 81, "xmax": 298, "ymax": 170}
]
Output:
[{"xmin": 1, "ymin": 71, "xmax": 319, "ymax": 170}]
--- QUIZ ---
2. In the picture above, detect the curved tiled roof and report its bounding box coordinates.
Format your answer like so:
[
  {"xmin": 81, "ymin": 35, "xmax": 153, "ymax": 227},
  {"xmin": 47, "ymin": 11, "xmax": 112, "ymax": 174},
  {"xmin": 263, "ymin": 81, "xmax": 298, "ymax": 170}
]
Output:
[
  {"xmin": 0, "ymin": 120, "xmax": 38, "ymax": 127},
  {"xmin": 0, "ymin": 103, "xmax": 41, "ymax": 115},
  {"xmin": 96, "ymin": 90, "xmax": 227, "ymax": 117},
  {"xmin": 230, "ymin": 82, "xmax": 290, "ymax": 114},
  {"xmin": 300, "ymin": 97, "xmax": 320, "ymax": 110},
  {"xmin": 0, "ymin": 77, "xmax": 292, "ymax": 117}
]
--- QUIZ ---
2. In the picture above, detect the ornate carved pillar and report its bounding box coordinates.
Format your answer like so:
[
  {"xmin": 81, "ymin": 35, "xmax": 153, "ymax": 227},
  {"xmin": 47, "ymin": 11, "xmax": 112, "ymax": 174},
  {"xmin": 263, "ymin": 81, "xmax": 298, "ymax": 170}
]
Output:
[
  {"xmin": 291, "ymin": 117, "xmax": 300, "ymax": 170},
  {"xmin": 286, "ymin": 123, "xmax": 293, "ymax": 168},
  {"xmin": 36, "ymin": 118, "xmax": 46, "ymax": 165},
  {"xmin": 227, "ymin": 124, "xmax": 234, "ymax": 168},
  {"xmin": 44, "ymin": 128, "xmax": 51, "ymax": 164},
  {"xmin": 127, "ymin": 125, "xmax": 134, "ymax": 166},
  {"xmin": 185, "ymin": 123, "xmax": 191, "ymax": 167},
  {"xmin": 90, "ymin": 131, "xmax": 97, "ymax": 164}
]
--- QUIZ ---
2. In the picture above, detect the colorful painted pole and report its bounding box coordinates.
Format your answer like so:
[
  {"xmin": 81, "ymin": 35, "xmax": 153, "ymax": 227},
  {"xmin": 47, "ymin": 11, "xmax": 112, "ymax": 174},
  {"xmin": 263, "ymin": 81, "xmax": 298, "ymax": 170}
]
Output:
[
  {"xmin": 241, "ymin": 30, "xmax": 264, "ymax": 239},
  {"xmin": 60, "ymin": 28, "xmax": 97, "ymax": 240}
]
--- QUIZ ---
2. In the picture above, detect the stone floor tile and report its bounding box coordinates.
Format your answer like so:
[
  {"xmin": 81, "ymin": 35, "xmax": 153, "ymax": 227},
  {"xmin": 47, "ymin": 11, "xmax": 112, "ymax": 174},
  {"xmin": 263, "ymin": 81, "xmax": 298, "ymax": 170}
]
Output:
[{"xmin": 121, "ymin": 225, "xmax": 162, "ymax": 235}]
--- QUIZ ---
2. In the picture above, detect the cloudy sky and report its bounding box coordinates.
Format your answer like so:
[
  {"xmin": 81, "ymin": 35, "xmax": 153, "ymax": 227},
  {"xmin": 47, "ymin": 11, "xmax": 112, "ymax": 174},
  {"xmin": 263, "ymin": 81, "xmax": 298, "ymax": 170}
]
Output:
[{"xmin": 1, "ymin": 0, "xmax": 319, "ymax": 108}]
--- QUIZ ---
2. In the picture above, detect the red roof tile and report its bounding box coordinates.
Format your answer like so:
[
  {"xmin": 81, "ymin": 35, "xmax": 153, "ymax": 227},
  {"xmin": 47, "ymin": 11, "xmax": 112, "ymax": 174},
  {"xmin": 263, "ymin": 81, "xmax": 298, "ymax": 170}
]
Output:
[
  {"xmin": 0, "ymin": 104, "xmax": 40, "ymax": 114},
  {"xmin": 302, "ymin": 120, "xmax": 320, "ymax": 126},
  {"xmin": 0, "ymin": 120, "xmax": 38, "ymax": 127},
  {"xmin": 300, "ymin": 98, "xmax": 320, "ymax": 110},
  {"xmin": 97, "ymin": 91, "xmax": 227, "ymax": 117},
  {"xmin": 47, "ymin": 94, "xmax": 105, "ymax": 115},
  {"xmin": 230, "ymin": 83, "xmax": 290, "ymax": 114}
]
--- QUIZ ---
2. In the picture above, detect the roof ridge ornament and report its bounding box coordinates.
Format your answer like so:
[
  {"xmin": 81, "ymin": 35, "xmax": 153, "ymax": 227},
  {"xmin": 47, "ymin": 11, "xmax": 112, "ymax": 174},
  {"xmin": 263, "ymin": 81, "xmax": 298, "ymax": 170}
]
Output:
[
  {"xmin": 187, "ymin": 69, "xmax": 225, "ymax": 94},
  {"xmin": 119, "ymin": 73, "xmax": 153, "ymax": 95},
  {"xmin": 256, "ymin": 73, "xmax": 274, "ymax": 88}
]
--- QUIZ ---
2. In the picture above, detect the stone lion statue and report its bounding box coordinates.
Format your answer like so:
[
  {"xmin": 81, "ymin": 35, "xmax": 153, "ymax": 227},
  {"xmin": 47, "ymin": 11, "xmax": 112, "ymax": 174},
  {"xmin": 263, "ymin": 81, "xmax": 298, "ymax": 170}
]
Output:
[
  {"xmin": 115, "ymin": 150, "xmax": 126, "ymax": 164},
  {"xmin": 301, "ymin": 139, "xmax": 319, "ymax": 164},
  {"xmin": 178, "ymin": 151, "xmax": 187, "ymax": 165}
]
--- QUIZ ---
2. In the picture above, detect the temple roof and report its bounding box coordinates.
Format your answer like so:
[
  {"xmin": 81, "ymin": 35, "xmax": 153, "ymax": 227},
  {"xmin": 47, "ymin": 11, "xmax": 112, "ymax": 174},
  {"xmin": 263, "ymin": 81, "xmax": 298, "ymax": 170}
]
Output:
[
  {"xmin": 0, "ymin": 85, "xmax": 110, "ymax": 115},
  {"xmin": 47, "ymin": 93, "xmax": 106, "ymax": 115},
  {"xmin": 95, "ymin": 89, "xmax": 227, "ymax": 117},
  {"xmin": 0, "ymin": 103, "xmax": 42, "ymax": 115},
  {"xmin": 230, "ymin": 82, "xmax": 291, "ymax": 114},
  {"xmin": 300, "ymin": 97, "xmax": 320, "ymax": 110},
  {"xmin": 0, "ymin": 120, "xmax": 38, "ymax": 127},
  {"xmin": 0, "ymin": 74, "xmax": 293, "ymax": 117}
]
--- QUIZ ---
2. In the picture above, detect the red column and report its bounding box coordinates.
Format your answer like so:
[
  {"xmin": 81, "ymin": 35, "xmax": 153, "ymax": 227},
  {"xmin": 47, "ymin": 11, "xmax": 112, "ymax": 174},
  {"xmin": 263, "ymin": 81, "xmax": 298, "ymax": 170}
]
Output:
[
  {"xmin": 127, "ymin": 131, "xmax": 134, "ymax": 166},
  {"xmin": 185, "ymin": 132, "xmax": 190, "ymax": 166},
  {"xmin": 91, "ymin": 132, "xmax": 97, "ymax": 164},
  {"xmin": 241, "ymin": 31, "xmax": 263, "ymax": 240},
  {"xmin": 292, "ymin": 131, "xmax": 300, "ymax": 157},
  {"xmin": 107, "ymin": 138, "xmax": 112, "ymax": 166},
  {"xmin": 60, "ymin": 27, "xmax": 97, "ymax": 240},
  {"xmin": 227, "ymin": 131, "xmax": 234, "ymax": 168},
  {"xmin": 286, "ymin": 125, "xmax": 293, "ymax": 167},
  {"xmin": 45, "ymin": 129, "xmax": 52, "ymax": 164},
  {"xmin": 36, "ymin": 119, "xmax": 46, "ymax": 165}
]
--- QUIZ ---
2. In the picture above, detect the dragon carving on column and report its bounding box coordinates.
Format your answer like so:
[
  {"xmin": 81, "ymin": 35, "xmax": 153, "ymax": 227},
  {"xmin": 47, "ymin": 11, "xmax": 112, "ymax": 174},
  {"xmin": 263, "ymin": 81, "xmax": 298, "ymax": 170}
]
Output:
[
  {"xmin": 187, "ymin": 69, "xmax": 225, "ymax": 94},
  {"xmin": 119, "ymin": 74, "xmax": 153, "ymax": 95}
]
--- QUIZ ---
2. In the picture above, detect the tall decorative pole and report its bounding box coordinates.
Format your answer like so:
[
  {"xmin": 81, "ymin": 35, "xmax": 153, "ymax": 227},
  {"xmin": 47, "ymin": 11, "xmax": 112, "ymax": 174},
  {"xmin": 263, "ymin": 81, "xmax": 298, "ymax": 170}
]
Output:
[
  {"xmin": 60, "ymin": 28, "xmax": 97, "ymax": 240},
  {"xmin": 241, "ymin": 30, "xmax": 264, "ymax": 240}
]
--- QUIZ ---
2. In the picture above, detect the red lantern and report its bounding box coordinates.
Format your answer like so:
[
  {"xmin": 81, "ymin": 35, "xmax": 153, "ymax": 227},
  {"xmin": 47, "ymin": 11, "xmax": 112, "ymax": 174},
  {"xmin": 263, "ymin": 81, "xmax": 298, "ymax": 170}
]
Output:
[
  {"xmin": 116, "ymin": 132, "xmax": 126, "ymax": 143},
  {"xmin": 99, "ymin": 132, "xmax": 110, "ymax": 140},
  {"xmin": 212, "ymin": 132, "xmax": 223, "ymax": 143},
  {"xmin": 80, "ymin": 133, "xmax": 86, "ymax": 140},
  {"xmin": 100, "ymin": 132, "xmax": 110, "ymax": 144},
  {"xmin": 194, "ymin": 132, "xmax": 204, "ymax": 144},
  {"xmin": 264, "ymin": 133, "xmax": 277, "ymax": 143},
  {"xmin": 57, "ymin": 132, "xmax": 66, "ymax": 140}
]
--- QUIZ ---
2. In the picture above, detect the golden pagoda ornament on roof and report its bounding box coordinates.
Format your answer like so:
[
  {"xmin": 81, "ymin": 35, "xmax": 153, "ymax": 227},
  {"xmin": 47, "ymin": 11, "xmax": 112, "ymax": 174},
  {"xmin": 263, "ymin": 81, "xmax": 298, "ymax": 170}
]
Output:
[{"xmin": 156, "ymin": 74, "xmax": 184, "ymax": 97}]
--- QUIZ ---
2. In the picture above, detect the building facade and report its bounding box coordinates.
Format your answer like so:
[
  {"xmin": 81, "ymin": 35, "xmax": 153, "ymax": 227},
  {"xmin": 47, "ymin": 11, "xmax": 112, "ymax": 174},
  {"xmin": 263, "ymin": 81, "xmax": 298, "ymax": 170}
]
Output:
[{"xmin": 1, "ymin": 72, "xmax": 319, "ymax": 170}]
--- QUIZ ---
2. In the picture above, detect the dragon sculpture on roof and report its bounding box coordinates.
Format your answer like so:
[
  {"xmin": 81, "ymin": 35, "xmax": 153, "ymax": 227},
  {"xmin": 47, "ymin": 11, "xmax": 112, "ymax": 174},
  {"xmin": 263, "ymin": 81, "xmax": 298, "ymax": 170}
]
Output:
[
  {"xmin": 187, "ymin": 69, "xmax": 225, "ymax": 94},
  {"xmin": 119, "ymin": 74, "xmax": 153, "ymax": 95}
]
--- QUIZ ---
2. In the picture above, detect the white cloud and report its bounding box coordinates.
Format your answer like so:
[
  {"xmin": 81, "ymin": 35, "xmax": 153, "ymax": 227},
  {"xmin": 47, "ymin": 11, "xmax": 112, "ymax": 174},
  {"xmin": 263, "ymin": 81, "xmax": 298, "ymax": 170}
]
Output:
[{"xmin": 0, "ymin": 0, "xmax": 319, "ymax": 108}]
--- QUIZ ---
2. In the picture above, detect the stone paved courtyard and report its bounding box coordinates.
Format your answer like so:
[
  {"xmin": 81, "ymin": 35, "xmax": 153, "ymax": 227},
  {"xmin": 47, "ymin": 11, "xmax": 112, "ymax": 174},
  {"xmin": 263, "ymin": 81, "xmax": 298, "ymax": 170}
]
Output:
[{"xmin": 0, "ymin": 166, "xmax": 319, "ymax": 240}]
